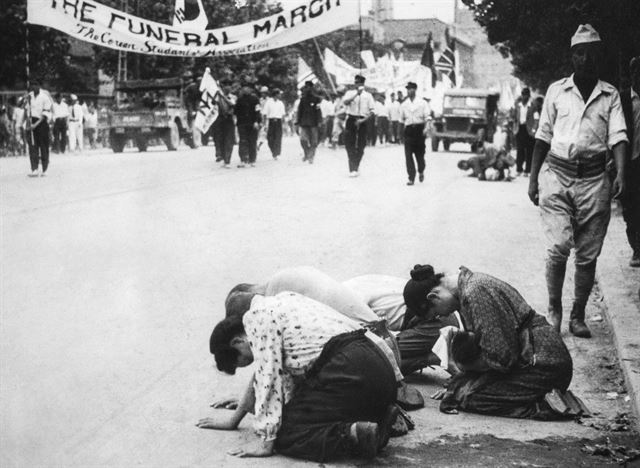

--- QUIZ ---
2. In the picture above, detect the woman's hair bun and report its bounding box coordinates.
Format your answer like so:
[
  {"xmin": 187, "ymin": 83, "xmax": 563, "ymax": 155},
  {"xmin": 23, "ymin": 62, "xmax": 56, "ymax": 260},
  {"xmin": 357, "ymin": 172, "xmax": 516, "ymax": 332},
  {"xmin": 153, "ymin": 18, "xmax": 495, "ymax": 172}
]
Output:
[{"xmin": 410, "ymin": 264, "xmax": 434, "ymax": 281}]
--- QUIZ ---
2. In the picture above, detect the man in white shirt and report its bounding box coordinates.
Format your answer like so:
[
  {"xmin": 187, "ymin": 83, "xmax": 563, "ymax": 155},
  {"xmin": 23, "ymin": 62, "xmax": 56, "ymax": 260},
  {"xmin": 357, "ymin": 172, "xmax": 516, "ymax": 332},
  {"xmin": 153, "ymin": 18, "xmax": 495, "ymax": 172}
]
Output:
[
  {"xmin": 375, "ymin": 96, "xmax": 390, "ymax": 145},
  {"xmin": 68, "ymin": 94, "xmax": 84, "ymax": 153},
  {"xmin": 512, "ymin": 87, "xmax": 536, "ymax": 175},
  {"xmin": 342, "ymin": 75, "xmax": 375, "ymax": 177},
  {"xmin": 319, "ymin": 96, "xmax": 335, "ymax": 146},
  {"xmin": 263, "ymin": 88, "xmax": 286, "ymax": 160},
  {"xmin": 51, "ymin": 93, "xmax": 69, "ymax": 153},
  {"xmin": 25, "ymin": 82, "xmax": 53, "ymax": 176},
  {"xmin": 399, "ymin": 82, "xmax": 431, "ymax": 185},
  {"xmin": 388, "ymin": 93, "xmax": 401, "ymax": 144}
]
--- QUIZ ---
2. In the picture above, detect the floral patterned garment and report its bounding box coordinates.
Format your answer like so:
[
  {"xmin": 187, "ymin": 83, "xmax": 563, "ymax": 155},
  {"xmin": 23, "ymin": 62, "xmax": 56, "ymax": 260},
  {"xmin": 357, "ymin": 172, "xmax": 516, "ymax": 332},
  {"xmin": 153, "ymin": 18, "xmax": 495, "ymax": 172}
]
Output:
[{"xmin": 242, "ymin": 292, "xmax": 361, "ymax": 441}]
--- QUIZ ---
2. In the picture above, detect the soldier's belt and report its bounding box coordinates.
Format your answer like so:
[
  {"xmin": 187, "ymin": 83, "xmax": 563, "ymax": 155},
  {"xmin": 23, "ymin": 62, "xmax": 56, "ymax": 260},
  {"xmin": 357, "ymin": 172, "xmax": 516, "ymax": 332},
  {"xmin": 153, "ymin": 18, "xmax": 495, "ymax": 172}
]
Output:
[{"xmin": 547, "ymin": 152, "xmax": 607, "ymax": 179}]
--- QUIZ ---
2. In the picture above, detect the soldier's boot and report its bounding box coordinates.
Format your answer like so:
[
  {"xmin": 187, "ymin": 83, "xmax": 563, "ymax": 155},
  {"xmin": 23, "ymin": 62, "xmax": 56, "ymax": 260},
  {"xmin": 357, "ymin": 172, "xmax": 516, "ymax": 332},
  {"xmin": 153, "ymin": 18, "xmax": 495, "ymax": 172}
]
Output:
[
  {"xmin": 570, "ymin": 261, "xmax": 596, "ymax": 338},
  {"xmin": 631, "ymin": 232, "xmax": 640, "ymax": 267},
  {"xmin": 546, "ymin": 259, "xmax": 566, "ymax": 333}
]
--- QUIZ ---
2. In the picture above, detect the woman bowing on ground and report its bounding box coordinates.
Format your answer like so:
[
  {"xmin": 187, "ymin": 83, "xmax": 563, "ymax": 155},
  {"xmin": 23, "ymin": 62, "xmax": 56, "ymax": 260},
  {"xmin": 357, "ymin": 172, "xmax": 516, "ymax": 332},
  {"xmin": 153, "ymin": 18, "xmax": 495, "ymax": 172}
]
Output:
[{"xmin": 403, "ymin": 264, "xmax": 573, "ymax": 419}]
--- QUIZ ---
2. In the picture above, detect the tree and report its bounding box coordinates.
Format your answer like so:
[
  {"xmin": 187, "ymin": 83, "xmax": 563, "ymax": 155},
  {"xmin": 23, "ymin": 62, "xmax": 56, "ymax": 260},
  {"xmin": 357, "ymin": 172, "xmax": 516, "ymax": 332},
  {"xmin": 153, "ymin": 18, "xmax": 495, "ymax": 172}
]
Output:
[
  {"xmin": 0, "ymin": 0, "xmax": 93, "ymax": 91},
  {"xmin": 460, "ymin": 0, "xmax": 640, "ymax": 91},
  {"xmin": 95, "ymin": 0, "xmax": 298, "ymax": 101}
]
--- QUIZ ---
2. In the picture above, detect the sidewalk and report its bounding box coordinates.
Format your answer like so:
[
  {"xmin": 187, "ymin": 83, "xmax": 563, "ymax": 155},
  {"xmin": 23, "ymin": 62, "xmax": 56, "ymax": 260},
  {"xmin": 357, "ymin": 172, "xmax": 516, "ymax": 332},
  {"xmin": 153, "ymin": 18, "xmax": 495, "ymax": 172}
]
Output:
[{"xmin": 598, "ymin": 203, "xmax": 640, "ymax": 429}]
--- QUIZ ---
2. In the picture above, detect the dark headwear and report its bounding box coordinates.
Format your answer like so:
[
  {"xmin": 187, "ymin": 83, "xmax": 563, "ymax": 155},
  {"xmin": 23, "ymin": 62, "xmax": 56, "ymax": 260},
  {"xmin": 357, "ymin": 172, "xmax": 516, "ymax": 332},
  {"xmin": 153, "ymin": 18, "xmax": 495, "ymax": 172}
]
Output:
[
  {"xmin": 403, "ymin": 264, "xmax": 443, "ymax": 319},
  {"xmin": 354, "ymin": 74, "xmax": 366, "ymax": 84},
  {"xmin": 304, "ymin": 81, "xmax": 314, "ymax": 88},
  {"xmin": 406, "ymin": 82, "xmax": 417, "ymax": 90}
]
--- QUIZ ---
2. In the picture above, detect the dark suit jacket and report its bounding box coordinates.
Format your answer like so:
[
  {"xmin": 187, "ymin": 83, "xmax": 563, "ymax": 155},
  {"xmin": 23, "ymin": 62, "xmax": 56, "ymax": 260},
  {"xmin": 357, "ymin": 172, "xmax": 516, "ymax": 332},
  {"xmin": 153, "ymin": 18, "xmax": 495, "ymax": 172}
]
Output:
[{"xmin": 512, "ymin": 99, "xmax": 538, "ymax": 137}]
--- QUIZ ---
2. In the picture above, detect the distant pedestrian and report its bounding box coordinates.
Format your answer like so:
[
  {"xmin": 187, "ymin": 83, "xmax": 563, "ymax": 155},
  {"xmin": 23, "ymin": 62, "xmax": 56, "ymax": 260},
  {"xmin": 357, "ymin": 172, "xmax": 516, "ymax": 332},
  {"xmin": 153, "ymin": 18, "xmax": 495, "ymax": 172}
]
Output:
[
  {"xmin": 513, "ymin": 88, "xmax": 536, "ymax": 175},
  {"xmin": 388, "ymin": 92, "xmax": 401, "ymax": 144},
  {"xmin": 212, "ymin": 79, "xmax": 236, "ymax": 166},
  {"xmin": 264, "ymin": 88, "xmax": 285, "ymax": 160},
  {"xmin": 257, "ymin": 86, "xmax": 270, "ymax": 154},
  {"xmin": 528, "ymin": 24, "xmax": 628, "ymax": 338},
  {"xmin": 375, "ymin": 95, "xmax": 390, "ymax": 145},
  {"xmin": 295, "ymin": 81, "xmax": 322, "ymax": 164},
  {"xmin": 396, "ymin": 90, "xmax": 405, "ymax": 144},
  {"xmin": 342, "ymin": 75, "xmax": 375, "ymax": 177},
  {"xmin": 331, "ymin": 86, "xmax": 347, "ymax": 148},
  {"xmin": 319, "ymin": 95, "xmax": 335, "ymax": 146},
  {"xmin": 24, "ymin": 82, "xmax": 52, "ymax": 176},
  {"xmin": 51, "ymin": 93, "xmax": 69, "ymax": 153},
  {"xmin": 84, "ymin": 103, "xmax": 98, "ymax": 149},
  {"xmin": 234, "ymin": 83, "xmax": 261, "ymax": 167},
  {"xmin": 620, "ymin": 56, "xmax": 640, "ymax": 267},
  {"xmin": 68, "ymin": 94, "xmax": 84, "ymax": 153},
  {"xmin": 399, "ymin": 82, "xmax": 430, "ymax": 186}
]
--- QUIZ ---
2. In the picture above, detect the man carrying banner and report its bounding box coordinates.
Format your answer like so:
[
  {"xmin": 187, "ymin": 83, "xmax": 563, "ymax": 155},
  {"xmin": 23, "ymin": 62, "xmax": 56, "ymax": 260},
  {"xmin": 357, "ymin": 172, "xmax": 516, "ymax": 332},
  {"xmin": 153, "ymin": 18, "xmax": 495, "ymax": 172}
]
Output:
[
  {"xmin": 342, "ymin": 75, "xmax": 375, "ymax": 177},
  {"xmin": 214, "ymin": 79, "xmax": 237, "ymax": 168}
]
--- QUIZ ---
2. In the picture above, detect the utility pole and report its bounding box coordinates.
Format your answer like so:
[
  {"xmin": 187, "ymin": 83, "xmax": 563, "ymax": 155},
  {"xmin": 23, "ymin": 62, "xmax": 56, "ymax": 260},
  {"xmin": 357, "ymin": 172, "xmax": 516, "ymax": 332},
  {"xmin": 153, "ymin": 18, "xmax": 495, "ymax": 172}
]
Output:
[{"xmin": 117, "ymin": 0, "xmax": 128, "ymax": 83}]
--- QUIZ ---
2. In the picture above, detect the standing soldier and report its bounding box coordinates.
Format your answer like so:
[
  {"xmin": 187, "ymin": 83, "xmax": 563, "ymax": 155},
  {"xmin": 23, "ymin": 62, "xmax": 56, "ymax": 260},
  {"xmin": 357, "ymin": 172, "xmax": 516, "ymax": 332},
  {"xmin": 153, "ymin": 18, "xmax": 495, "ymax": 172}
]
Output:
[
  {"xmin": 24, "ymin": 82, "xmax": 52, "ymax": 176},
  {"xmin": 621, "ymin": 57, "xmax": 640, "ymax": 267},
  {"xmin": 342, "ymin": 75, "xmax": 375, "ymax": 177},
  {"xmin": 528, "ymin": 24, "xmax": 628, "ymax": 338},
  {"xmin": 234, "ymin": 82, "xmax": 261, "ymax": 168},
  {"xmin": 399, "ymin": 82, "xmax": 430, "ymax": 186}
]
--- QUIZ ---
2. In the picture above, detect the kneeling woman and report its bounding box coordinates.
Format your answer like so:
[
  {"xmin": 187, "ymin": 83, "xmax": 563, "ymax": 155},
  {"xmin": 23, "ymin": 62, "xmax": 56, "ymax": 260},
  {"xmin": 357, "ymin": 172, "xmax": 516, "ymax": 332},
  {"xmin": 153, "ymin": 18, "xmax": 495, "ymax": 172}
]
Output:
[
  {"xmin": 198, "ymin": 291, "xmax": 400, "ymax": 462},
  {"xmin": 405, "ymin": 265, "xmax": 573, "ymax": 419}
]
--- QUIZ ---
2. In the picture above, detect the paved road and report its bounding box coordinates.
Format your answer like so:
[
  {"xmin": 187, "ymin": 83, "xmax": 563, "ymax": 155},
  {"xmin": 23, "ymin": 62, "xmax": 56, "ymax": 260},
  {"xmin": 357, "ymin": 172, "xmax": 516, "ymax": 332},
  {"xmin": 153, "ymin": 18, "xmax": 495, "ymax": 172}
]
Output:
[{"xmin": 1, "ymin": 138, "xmax": 637, "ymax": 467}]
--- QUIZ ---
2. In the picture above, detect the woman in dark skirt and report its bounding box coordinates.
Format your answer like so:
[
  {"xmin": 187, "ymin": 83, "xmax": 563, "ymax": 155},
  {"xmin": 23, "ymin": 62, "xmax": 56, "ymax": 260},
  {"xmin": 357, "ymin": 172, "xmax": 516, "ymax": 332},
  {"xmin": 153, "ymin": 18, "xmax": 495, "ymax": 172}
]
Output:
[
  {"xmin": 404, "ymin": 264, "xmax": 573, "ymax": 419},
  {"xmin": 197, "ymin": 291, "xmax": 399, "ymax": 462}
]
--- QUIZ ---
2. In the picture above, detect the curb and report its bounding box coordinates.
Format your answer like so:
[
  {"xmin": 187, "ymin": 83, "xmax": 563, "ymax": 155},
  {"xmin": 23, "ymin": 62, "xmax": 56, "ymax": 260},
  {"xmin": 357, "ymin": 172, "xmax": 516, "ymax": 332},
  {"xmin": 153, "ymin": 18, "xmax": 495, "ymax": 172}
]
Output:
[{"xmin": 597, "ymin": 207, "xmax": 640, "ymax": 430}]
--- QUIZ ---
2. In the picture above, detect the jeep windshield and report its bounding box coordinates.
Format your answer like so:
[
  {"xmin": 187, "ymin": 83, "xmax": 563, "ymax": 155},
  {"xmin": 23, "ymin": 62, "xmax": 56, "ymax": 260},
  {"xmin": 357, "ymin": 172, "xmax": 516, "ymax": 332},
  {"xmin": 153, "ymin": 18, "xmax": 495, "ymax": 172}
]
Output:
[
  {"xmin": 444, "ymin": 95, "xmax": 486, "ymax": 109},
  {"xmin": 116, "ymin": 89, "xmax": 178, "ymax": 111}
]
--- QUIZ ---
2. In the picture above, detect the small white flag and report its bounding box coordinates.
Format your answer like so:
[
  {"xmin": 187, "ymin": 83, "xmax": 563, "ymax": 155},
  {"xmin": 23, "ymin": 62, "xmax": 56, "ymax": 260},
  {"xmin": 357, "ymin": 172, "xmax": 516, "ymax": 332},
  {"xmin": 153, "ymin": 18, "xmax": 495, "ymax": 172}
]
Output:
[
  {"xmin": 297, "ymin": 57, "xmax": 319, "ymax": 89},
  {"xmin": 194, "ymin": 67, "xmax": 220, "ymax": 134}
]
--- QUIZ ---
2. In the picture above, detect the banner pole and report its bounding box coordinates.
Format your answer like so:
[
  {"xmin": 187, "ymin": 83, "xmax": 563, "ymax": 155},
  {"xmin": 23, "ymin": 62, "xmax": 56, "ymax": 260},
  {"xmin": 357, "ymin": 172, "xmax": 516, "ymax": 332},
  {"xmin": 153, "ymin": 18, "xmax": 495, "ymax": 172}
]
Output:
[
  {"xmin": 24, "ymin": 18, "xmax": 34, "ymax": 147},
  {"xmin": 312, "ymin": 38, "xmax": 337, "ymax": 95},
  {"xmin": 358, "ymin": 0, "xmax": 363, "ymax": 74}
]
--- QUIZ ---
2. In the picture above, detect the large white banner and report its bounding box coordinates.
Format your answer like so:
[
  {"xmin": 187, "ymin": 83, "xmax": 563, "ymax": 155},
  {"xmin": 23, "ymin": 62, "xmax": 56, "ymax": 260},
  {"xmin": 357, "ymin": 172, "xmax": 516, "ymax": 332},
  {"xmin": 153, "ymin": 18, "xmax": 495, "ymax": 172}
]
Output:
[{"xmin": 27, "ymin": 0, "xmax": 358, "ymax": 57}]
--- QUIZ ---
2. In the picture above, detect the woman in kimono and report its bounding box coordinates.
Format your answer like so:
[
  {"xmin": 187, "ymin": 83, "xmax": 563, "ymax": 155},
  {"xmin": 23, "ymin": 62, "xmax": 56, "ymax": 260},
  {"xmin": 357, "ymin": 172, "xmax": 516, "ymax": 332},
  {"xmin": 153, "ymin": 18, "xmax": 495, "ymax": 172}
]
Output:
[{"xmin": 402, "ymin": 264, "xmax": 573, "ymax": 419}]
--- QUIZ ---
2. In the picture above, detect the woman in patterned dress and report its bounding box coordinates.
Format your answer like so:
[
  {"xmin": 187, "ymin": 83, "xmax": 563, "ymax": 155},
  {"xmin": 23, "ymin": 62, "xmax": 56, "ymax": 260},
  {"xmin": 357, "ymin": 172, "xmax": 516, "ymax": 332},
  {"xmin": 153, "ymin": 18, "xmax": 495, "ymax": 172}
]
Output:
[
  {"xmin": 403, "ymin": 264, "xmax": 573, "ymax": 419},
  {"xmin": 197, "ymin": 291, "xmax": 400, "ymax": 462}
]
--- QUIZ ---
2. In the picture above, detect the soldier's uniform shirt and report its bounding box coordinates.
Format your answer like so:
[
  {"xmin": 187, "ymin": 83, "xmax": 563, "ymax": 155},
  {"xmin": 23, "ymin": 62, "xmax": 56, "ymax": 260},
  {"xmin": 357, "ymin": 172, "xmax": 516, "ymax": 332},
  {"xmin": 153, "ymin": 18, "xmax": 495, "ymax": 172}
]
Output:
[
  {"xmin": 536, "ymin": 75, "xmax": 628, "ymax": 265},
  {"xmin": 536, "ymin": 75, "xmax": 627, "ymax": 160}
]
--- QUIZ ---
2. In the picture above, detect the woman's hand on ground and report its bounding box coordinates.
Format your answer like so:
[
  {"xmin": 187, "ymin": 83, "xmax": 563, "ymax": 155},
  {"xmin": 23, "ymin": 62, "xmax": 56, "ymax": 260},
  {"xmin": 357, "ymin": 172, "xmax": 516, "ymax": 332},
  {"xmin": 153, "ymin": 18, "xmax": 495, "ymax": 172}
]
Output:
[
  {"xmin": 210, "ymin": 397, "xmax": 239, "ymax": 410},
  {"xmin": 196, "ymin": 411, "xmax": 238, "ymax": 430},
  {"xmin": 228, "ymin": 438, "xmax": 274, "ymax": 457}
]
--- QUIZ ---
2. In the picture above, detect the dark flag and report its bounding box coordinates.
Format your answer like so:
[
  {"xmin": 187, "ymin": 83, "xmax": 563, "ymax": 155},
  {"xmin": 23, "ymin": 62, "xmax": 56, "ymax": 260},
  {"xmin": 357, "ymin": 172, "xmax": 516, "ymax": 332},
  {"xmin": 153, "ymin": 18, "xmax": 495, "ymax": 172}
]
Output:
[
  {"xmin": 435, "ymin": 28, "xmax": 456, "ymax": 86},
  {"xmin": 420, "ymin": 32, "xmax": 438, "ymax": 87}
]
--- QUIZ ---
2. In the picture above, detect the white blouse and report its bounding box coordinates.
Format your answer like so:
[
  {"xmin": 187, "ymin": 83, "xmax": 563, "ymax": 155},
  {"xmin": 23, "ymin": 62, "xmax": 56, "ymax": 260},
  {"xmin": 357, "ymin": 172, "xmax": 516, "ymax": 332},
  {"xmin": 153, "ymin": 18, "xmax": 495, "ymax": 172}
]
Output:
[{"xmin": 243, "ymin": 292, "xmax": 360, "ymax": 440}]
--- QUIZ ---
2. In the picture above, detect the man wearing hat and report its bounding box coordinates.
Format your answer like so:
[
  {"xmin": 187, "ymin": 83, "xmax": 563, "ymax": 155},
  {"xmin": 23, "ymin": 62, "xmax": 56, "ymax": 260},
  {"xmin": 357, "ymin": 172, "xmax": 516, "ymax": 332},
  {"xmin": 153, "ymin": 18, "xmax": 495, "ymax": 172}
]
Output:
[
  {"xmin": 399, "ymin": 82, "xmax": 430, "ymax": 185},
  {"xmin": 528, "ymin": 24, "xmax": 628, "ymax": 338},
  {"xmin": 342, "ymin": 75, "xmax": 375, "ymax": 177},
  {"xmin": 295, "ymin": 81, "xmax": 322, "ymax": 164},
  {"xmin": 620, "ymin": 56, "xmax": 640, "ymax": 267},
  {"xmin": 68, "ymin": 93, "xmax": 84, "ymax": 154}
]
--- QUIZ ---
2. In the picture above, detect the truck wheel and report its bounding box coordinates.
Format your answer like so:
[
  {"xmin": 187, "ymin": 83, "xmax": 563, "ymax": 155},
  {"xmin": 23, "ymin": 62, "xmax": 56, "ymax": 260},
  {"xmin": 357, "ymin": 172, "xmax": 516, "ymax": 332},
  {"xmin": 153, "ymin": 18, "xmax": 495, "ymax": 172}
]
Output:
[
  {"xmin": 136, "ymin": 135, "xmax": 148, "ymax": 152},
  {"xmin": 443, "ymin": 140, "xmax": 451, "ymax": 151},
  {"xmin": 431, "ymin": 138, "xmax": 439, "ymax": 152},
  {"xmin": 164, "ymin": 121, "xmax": 180, "ymax": 151},
  {"xmin": 110, "ymin": 132, "xmax": 126, "ymax": 153}
]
